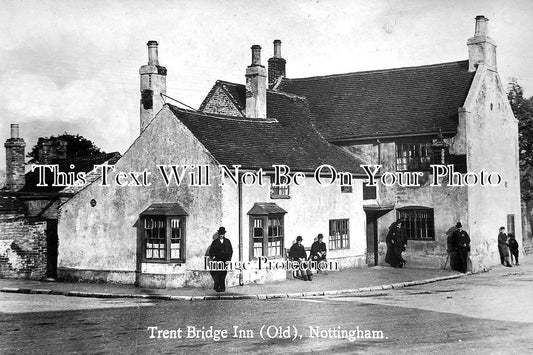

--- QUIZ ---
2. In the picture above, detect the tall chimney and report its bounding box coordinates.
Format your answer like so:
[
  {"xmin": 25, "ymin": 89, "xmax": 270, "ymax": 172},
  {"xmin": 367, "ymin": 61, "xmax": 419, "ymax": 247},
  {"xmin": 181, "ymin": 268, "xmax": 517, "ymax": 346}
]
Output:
[
  {"xmin": 4, "ymin": 124, "xmax": 25, "ymax": 191},
  {"xmin": 245, "ymin": 45, "xmax": 267, "ymax": 119},
  {"xmin": 268, "ymin": 40, "xmax": 286, "ymax": 88},
  {"xmin": 139, "ymin": 40, "xmax": 167, "ymax": 133},
  {"xmin": 467, "ymin": 15, "xmax": 497, "ymax": 72}
]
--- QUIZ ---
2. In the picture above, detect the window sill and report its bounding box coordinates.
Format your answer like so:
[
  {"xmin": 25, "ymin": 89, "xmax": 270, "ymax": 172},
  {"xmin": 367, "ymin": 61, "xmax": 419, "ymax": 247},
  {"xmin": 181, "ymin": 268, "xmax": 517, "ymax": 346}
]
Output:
[
  {"xmin": 142, "ymin": 260, "xmax": 186, "ymax": 264},
  {"xmin": 270, "ymin": 194, "xmax": 290, "ymax": 199}
]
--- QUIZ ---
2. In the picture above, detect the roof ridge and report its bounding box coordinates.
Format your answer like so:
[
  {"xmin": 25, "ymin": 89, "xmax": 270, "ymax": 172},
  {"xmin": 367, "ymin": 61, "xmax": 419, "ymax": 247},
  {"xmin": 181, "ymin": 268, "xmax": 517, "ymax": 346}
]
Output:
[
  {"xmin": 213, "ymin": 80, "xmax": 308, "ymax": 101},
  {"xmin": 168, "ymin": 104, "xmax": 279, "ymax": 123},
  {"xmin": 283, "ymin": 60, "xmax": 469, "ymax": 82}
]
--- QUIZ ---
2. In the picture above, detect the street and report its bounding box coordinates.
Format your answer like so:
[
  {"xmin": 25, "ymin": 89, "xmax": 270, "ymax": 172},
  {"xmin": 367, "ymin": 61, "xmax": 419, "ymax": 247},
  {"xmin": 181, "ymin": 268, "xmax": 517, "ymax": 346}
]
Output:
[{"xmin": 1, "ymin": 266, "xmax": 533, "ymax": 354}]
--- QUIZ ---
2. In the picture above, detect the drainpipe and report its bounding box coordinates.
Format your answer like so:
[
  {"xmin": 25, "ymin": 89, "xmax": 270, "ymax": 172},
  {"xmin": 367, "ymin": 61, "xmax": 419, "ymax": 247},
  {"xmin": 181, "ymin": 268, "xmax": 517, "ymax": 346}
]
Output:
[
  {"xmin": 238, "ymin": 176, "xmax": 244, "ymax": 286},
  {"xmin": 376, "ymin": 139, "xmax": 382, "ymax": 165}
]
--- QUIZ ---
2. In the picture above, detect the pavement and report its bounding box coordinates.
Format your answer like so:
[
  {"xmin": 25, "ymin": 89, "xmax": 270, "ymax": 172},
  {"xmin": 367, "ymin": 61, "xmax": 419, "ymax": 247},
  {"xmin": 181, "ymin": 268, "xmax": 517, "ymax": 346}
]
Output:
[{"xmin": 0, "ymin": 265, "xmax": 470, "ymax": 301}]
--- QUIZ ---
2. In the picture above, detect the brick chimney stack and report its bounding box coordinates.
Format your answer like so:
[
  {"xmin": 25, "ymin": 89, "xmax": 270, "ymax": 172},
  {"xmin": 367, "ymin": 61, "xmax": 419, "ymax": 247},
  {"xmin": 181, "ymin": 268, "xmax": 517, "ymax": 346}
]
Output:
[
  {"xmin": 467, "ymin": 15, "xmax": 497, "ymax": 72},
  {"xmin": 268, "ymin": 40, "xmax": 286, "ymax": 88},
  {"xmin": 245, "ymin": 45, "xmax": 267, "ymax": 119},
  {"xmin": 140, "ymin": 40, "xmax": 167, "ymax": 133},
  {"xmin": 4, "ymin": 124, "xmax": 25, "ymax": 191}
]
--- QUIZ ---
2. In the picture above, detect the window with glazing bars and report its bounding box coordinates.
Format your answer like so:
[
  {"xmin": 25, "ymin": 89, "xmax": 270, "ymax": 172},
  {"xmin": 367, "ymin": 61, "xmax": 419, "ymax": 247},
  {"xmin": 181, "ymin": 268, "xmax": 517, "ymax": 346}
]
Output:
[
  {"xmin": 397, "ymin": 208, "xmax": 435, "ymax": 240},
  {"xmin": 329, "ymin": 219, "xmax": 350, "ymax": 250},
  {"xmin": 396, "ymin": 142, "xmax": 432, "ymax": 171},
  {"xmin": 143, "ymin": 216, "xmax": 185, "ymax": 262},
  {"xmin": 250, "ymin": 215, "xmax": 284, "ymax": 258},
  {"xmin": 270, "ymin": 176, "xmax": 290, "ymax": 197}
]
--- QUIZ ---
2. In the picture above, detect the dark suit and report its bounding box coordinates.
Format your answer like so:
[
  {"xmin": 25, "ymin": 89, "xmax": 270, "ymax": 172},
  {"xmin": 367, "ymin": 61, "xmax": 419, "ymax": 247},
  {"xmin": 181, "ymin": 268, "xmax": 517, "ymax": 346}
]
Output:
[
  {"xmin": 209, "ymin": 237, "xmax": 233, "ymax": 292},
  {"xmin": 310, "ymin": 241, "xmax": 327, "ymax": 262},
  {"xmin": 289, "ymin": 242, "xmax": 312, "ymax": 280},
  {"xmin": 452, "ymin": 229, "xmax": 470, "ymax": 273},
  {"xmin": 386, "ymin": 227, "xmax": 406, "ymax": 268}
]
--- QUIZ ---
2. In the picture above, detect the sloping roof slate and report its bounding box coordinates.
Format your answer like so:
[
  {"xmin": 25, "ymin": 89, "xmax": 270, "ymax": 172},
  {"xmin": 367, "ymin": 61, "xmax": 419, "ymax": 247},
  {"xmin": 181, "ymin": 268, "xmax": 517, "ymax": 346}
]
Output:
[
  {"xmin": 140, "ymin": 203, "xmax": 188, "ymax": 216},
  {"xmin": 169, "ymin": 90, "xmax": 366, "ymax": 174},
  {"xmin": 275, "ymin": 60, "xmax": 475, "ymax": 141},
  {"xmin": 247, "ymin": 202, "xmax": 287, "ymax": 215}
]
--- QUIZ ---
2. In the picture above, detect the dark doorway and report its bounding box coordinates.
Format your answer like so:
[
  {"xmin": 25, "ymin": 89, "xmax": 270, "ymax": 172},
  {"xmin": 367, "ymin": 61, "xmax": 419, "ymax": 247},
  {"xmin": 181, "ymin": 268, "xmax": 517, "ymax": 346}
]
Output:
[
  {"xmin": 366, "ymin": 215, "xmax": 378, "ymax": 266},
  {"xmin": 46, "ymin": 219, "xmax": 58, "ymax": 279}
]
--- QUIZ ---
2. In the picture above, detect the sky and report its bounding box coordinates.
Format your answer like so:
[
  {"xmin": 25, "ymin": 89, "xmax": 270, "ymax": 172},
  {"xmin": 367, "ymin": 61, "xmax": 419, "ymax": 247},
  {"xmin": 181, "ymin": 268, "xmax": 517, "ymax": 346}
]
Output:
[{"xmin": 1, "ymin": 0, "xmax": 533, "ymax": 174}]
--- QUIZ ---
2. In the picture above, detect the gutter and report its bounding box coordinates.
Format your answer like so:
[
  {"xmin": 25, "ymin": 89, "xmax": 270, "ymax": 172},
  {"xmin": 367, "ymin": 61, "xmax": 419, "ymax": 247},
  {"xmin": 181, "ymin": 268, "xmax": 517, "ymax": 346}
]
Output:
[{"xmin": 329, "ymin": 130, "xmax": 458, "ymax": 145}]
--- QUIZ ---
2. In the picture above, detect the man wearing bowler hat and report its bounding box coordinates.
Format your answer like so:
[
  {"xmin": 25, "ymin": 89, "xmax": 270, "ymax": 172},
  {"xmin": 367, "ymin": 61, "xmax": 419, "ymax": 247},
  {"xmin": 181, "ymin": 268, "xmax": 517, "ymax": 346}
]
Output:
[
  {"xmin": 209, "ymin": 227, "xmax": 233, "ymax": 292},
  {"xmin": 289, "ymin": 236, "xmax": 313, "ymax": 281},
  {"xmin": 451, "ymin": 222, "xmax": 470, "ymax": 273}
]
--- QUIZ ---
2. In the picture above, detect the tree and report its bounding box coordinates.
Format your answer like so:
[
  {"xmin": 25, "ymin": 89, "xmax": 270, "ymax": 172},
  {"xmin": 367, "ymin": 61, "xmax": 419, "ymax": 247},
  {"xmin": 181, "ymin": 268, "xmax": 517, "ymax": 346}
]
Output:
[
  {"xmin": 27, "ymin": 133, "xmax": 105, "ymax": 164},
  {"xmin": 508, "ymin": 79, "xmax": 533, "ymax": 201}
]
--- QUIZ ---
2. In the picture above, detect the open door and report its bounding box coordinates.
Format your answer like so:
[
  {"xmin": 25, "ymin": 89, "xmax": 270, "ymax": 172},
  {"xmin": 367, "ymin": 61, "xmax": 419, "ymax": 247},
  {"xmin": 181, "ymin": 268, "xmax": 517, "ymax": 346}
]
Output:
[
  {"xmin": 366, "ymin": 215, "xmax": 378, "ymax": 266},
  {"xmin": 364, "ymin": 205, "xmax": 394, "ymax": 267},
  {"xmin": 46, "ymin": 219, "xmax": 58, "ymax": 279}
]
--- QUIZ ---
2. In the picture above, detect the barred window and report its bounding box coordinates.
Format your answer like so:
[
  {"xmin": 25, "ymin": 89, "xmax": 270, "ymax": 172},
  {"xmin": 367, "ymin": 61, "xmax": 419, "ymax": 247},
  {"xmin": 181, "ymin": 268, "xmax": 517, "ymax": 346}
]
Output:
[
  {"xmin": 143, "ymin": 216, "xmax": 185, "ymax": 262},
  {"xmin": 397, "ymin": 208, "xmax": 434, "ymax": 240},
  {"xmin": 396, "ymin": 143, "xmax": 432, "ymax": 171},
  {"xmin": 250, "ymin": 215, "xmax": 284, "ymax": 258},
  {"xmin": 329, "ymin": 219, "xmax": 350, "ymax": 250}
]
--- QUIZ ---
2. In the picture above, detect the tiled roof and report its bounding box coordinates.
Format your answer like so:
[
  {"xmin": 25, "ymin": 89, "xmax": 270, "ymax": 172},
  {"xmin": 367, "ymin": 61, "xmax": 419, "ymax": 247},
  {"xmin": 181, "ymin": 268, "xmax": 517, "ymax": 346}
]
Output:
[
  {"xmin": 276, "ymin": 60, "xmax": 475, "ymax": 141},
  {"xmin": 169, "ymin": 90, "xmax": 366, "ymax": 174},
  {"xmin": 21, "ymin": 152, "xmax": 122, "ymax": 193}
]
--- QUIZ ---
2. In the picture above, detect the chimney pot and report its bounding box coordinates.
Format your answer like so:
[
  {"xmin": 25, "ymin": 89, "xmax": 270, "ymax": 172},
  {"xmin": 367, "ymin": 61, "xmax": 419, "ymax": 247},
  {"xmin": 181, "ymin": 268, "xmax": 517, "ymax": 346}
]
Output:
[
  {"xmin": 474, "ymin": 15, "xmax": 489, "ymax": 37},
  {"xmin": 251, "ymin": 45, "xmax": 262, "ymax": 66},
  {"xmin": 10, "ymin": 124, "xmax": 19, "ymax": 139},
  {"xmin": 147, "ymin": 40, "xmax": 159, "ymax": 66},
  {"xmin": 273, "ymin": 40, "xmax": 282, "ymax": 58}
]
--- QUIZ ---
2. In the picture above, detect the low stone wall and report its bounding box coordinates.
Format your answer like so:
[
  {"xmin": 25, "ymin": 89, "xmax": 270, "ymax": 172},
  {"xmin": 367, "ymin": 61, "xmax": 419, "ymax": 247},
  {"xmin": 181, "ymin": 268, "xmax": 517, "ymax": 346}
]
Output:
[{"xmin": 0, "ymin": 216, "xmax": 47, "ymax": 279}]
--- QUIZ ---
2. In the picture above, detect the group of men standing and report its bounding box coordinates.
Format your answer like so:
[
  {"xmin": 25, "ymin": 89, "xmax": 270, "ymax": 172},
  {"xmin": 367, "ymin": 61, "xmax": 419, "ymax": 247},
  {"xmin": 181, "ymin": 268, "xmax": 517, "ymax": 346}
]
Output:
[
  {"xmin": 447, "ymin": 223, "xmax": 520, "ymax": 272},
  {"xmin": 210, "ymin": 221, "xmax": 522, "ymax": 292}
]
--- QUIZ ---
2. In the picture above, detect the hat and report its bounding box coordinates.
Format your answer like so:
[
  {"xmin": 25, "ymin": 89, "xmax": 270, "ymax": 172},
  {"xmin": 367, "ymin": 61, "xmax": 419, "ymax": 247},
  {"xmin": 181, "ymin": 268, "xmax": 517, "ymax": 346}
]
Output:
[
  {"xmin": 296, "ymin": 236, "xmax": 303, "ymax": 241},
  {"xmin": 456, "ymin": 222, "xmax": 462, "ymax": 228},
  {"xmin": 217, "ymin": 227, "xmax": 226, "ymax": 235},
  {"xmin": 317, "ymin": 233, "xmax": 324, "ymax": 240}
]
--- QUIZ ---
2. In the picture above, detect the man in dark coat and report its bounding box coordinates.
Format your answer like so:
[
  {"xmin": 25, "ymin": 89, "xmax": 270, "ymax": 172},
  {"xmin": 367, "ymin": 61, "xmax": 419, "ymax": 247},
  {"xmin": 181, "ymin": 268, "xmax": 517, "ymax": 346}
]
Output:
[
  {"xmin": 310, "ymin": 234, "xmax": 327, "ymax": 273},
  {"xmin": 498, "ymin": 227, "xmax": 512, "ymax": 267},
  {"xmin": 386, "ymin": 221, "xmax": 406, "ymax": 268},
  {"xmin": 451, "ymin": 222, "xmax": 471, "ymax": 273},
  {"xmin": 209, "ymin": 226, "xmax": 233, "ymax": 292},
  {"xmin": 289, "ymin": 236, "xmax": 312, "ymax": 281}
]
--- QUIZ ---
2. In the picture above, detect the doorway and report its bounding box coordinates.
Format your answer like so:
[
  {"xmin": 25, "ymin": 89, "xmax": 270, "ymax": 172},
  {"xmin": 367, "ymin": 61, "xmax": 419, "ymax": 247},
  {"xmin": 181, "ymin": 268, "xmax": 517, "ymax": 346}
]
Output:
[
  {"xmin": 366, "ymin": 215, "xmax": 378, "ymax": 266},
  {"xmin": 46, "ymin": 219, "xmax": 58, "ymax": 279}
]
